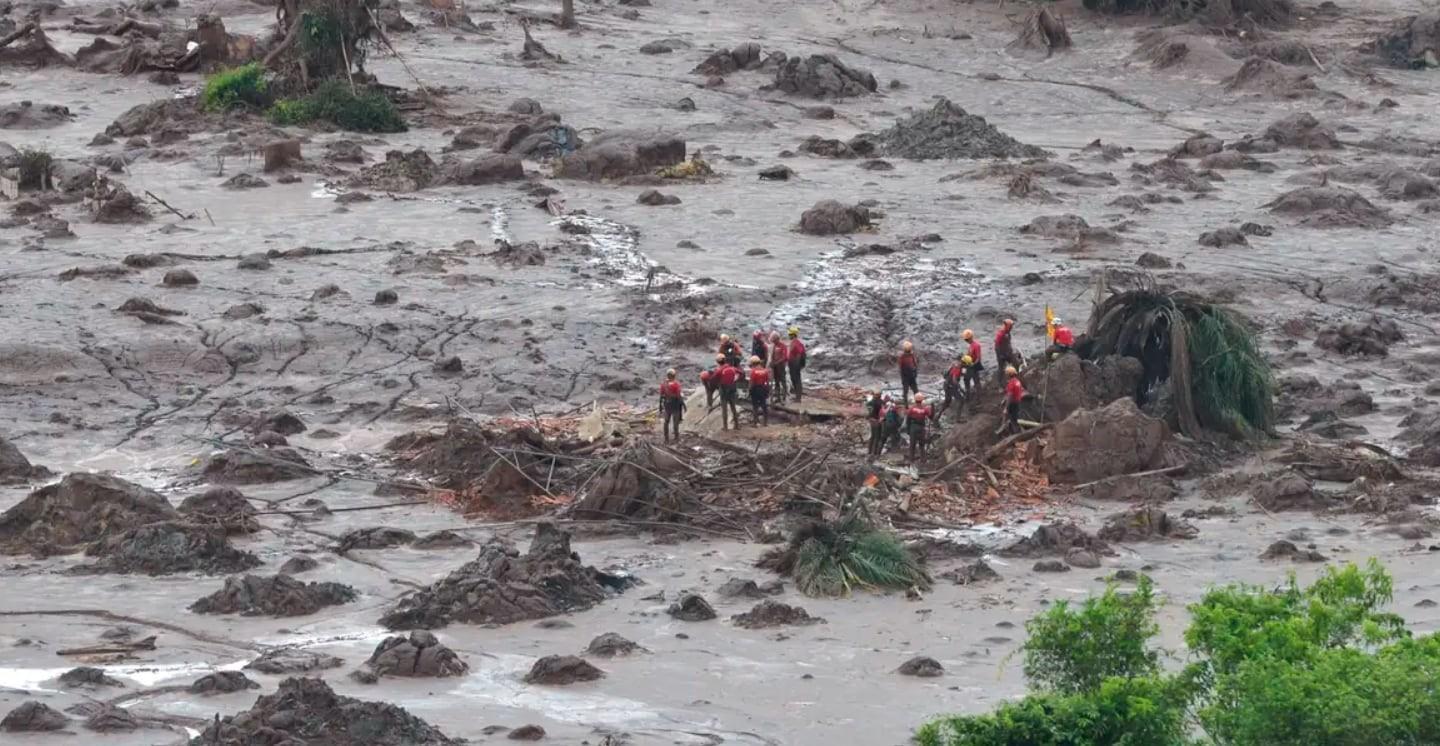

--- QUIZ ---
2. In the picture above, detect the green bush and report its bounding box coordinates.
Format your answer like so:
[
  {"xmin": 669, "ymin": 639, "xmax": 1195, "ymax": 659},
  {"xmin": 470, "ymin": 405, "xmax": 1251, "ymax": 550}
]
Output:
[
  {"xmin": 268, "ymin": 82, "xmax": 406, "ymax": 133},
  {"xmin": 1023, "ymin": 576, "xmax": 1161, "ymax": 694},
  {"xmin": 201, "ymin": 63, "xmax": 269, "ymax": 112}
]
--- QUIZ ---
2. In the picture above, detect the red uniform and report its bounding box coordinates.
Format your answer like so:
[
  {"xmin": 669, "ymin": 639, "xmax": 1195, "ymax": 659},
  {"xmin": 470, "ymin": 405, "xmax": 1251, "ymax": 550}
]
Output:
[
  {"xmin": 947, "ymin": 364, "xmax": 963, "ymax": 383},
  {"xmin": 907, "ymin": 404, "xmax": 932, "ymax": 421},
  {"xmin": 770, "ymin": 341, "xmax": 788, "ymax": 364},
  {"xmin": 718, "ymin": 364, "xmax": 741, "ymax": 387},
  {"xmin": 995, "ymin": 328, "xmax": 1010, "ymax": 349},
  {"xmin": 1006, "ymin": 377, "xmax": 1026, "ymax": 403},
  {"xmin": 660, "ymin": 380, "xmax": 682, "ymax": 399},
  {"xmin": 899, "ymin": 351, "xmax": 917, "ymax": 371},
  {"xmin": 1054, "ymin": 326, "xmax": 1075, "ymax": 347},
  {"xmin": 788, "ymin": 338, "xmax": 806, "ymax": 361},
  {"xmin": 749, "ymin": 367, "xmax": 771, "ymax": 387},
  {"xmin": 968, "ymin": 340, "xmax": 982, "ymax": 363}
]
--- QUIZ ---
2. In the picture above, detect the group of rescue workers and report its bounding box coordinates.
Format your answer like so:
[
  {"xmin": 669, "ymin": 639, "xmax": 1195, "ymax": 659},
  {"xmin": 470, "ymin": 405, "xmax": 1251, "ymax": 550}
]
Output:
[{"xmin": 657, "ymin": 316, "xmax": 1078, "ymax": 461}]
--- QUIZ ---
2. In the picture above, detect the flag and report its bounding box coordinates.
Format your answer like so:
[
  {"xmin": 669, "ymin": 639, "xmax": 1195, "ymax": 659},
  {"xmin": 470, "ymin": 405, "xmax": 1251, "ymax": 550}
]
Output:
[{"xmin": 1045, "ymin": 305, "xmax": 1056, "ymax": 340}]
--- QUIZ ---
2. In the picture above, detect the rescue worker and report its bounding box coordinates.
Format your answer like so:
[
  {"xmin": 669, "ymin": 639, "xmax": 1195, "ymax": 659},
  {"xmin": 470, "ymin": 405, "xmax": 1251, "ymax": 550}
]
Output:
[
  {"xmin": 907, "ymin": 393, "xmax": 933, "ymax": 462},
  {"xmin": 881, "ymin": 394, "xmax": 903, "ymax": 453},
  {"xmin": 897, "ymin": 340, "xmax": 919, "ymax": 405},
  {"xmin": 719, "ymin": 334, "xmax": 743, "ymax": 367},
  {"xmin": 865, "ymin": 389, "xmax": 885, "ymax": 456},
  {"xmin": 658, "ymin": 368, "xmax": 686, "ymax": 442},
  {"xmin": 751, "ymin": 330, "xmax": 769, "ymax": 365},
  {"xmin": 936, "ymin": 354, "xmax": 965, "ymax": 421},
  {"xmin": 961, "ymin": 329, "xmax": 984, "ymax": 398},
  {"xmin": 768, "ymin": 331, "xmax": 789, "ymax": 402},
  {"xmin": 716, "ymin": 355, "xmax": 742, "ymax": 430},
  {"xmin": 994, "ymin": 319, "xmax": 1023, "ymax": 385},
  {"xmin": 747, "ymin": 356, "xmax": 771, "ymax": 426},
  {"xmin": 787, "ymin": 327, "xmax": 807, "ymax": 403},
  {"xmin": 700, "ymin": 354, "xmax": 723, "ymax": 409},
  {"xmin": 1046, "ymin": 317, "xmax": 1075, "ymax": 359},
  {"xmin": 1001, "ymin": 365, "xmax": 1026, "ymax": 435}
]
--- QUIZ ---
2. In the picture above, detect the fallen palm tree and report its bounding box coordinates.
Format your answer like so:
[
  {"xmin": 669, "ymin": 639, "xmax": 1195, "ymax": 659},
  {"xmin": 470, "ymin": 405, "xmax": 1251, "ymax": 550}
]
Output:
[
  {"xmin": 1083, "ymin": 278, "xmax": 1274, "ymax": 439},
  {"xmin": 758, "ymin": 501, "xmax": 929, "ymax": 598}
]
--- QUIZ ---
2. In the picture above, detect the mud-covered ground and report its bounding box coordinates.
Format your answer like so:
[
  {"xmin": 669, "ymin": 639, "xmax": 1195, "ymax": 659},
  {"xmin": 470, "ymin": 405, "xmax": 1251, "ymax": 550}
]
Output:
[{"xmin": 2, "ymin": 0, "xmax": 1439, "ymax": 742}]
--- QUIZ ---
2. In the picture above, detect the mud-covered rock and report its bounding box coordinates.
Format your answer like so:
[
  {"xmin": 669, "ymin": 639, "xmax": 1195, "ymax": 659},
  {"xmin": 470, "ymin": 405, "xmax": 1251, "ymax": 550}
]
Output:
[
  {"xmin": 279, "ymin": 554, "xmax": 321, "ymax": 575},
  {"xmin": 693, "ymin": 42, "xmax": 779, "ymax": 75},
  {"xmin": 1199, "ymin": 226, "xmax": 1248, "ymax": 247},
  {"xmin": 338, "ymin": 526, "xmax": 417, "ymax": 552},
  {"xmin": 1078, "ymin": 474, "xmax": 1180, "ymax": 503},
  {"xmin": 348, "ymin": 149, "xmax": 439, "ymax": 192},
  {"xmin": 0, "ymin": 437, "xmax": 52, "ymax": 485},
  {"xmin": 191, "ymin": 676, "xmax": 459, "ymax": 745},
  {"xmin": 771, "ymin": 53, "xmax": 877, "ymax": 98},
  {"xmin": 1370, "ymin": 13, "xmax": 1440, "ymax": 69},
  {"xmin": 667, "ymin": 591, "xmax": 717, "ymax": 621},
  {"xmin": 1253, "ymin": 471, "xmax": 1328, "ymax": 511},
  {"xmin": 59, "ymin": 666, "xmax": 122, "ymax": 688},
  {"xmin": 84, "ymin": 705, "xmax": 138, "ymax": 732},
  {"xmin": 0, "ymin": 472, "xmax": 177, "ymax": 555},
  {"xmin": 202, "ymin": 447, "xmax": 314, "ymax": 484},
  {"xmin": 1, "ymin": 701, "xmax": 68, "ymax": 732},
  {"xmin": 354, "ymin": 631, "xmax": 468, "ymax": 681},
  {"xmin": 637, "ymin": 188, "xmax": 681, "ymax": 205},
  {"xmin": 413, "ymin": 530, "xmax": 474, "ymax": 550},
  {"xmin": 1315, "ymin": 318, "xmax": 1403, "ymax": 357},
  {"xmin": 77, "ymin": 521, "xmax": 260, "ymax": 576},
  {"xmin": 798, "ymin": 199, "xmax": 871, "ymax": 235},
  {"xmin": 189, "ymin": 671, "xmax": 260, "ymax": 695},
  {"xmin": 162, "ymin": 268, "xmax": 199, "ymax": 287},
  {"xmin": 1018, "ymin": 214, "xmax": 1118, "ymax": 244},
  {"xmin": 898, "ymin": 656, "xmax": 943, "ymax": 677},
  {"xmin": 1045, "ymin": 398, "xmax": 1169, "ymax": 484},
  {"xmin": 716, "ymin": 577, "xmax": 784, "ymax": 599},
  {"xmin": 1265, "ymin": 186, "xmax": 1392, "ymax": 228},
  {"xmin": 1034, "ymin": 559, "xmax": 1071, "ymax": 572},
  {"xmin": 191, "ymin": 573, "xmax": 358, "ymax": 616},
  {"xmin": 244, "ymin": 649, "xmax": 345, "ymax": 675},
  {"xmin": 509, "ymin": 724, "xmax": 547, "ymax": 740},
  {"xmin": 524, "ymin": 655, "xmax": 604, "ymax": 685},
  {"xmin": 999, "ymin": 521, "xmax": 1112, "ymax": 558},
  {"xmin": 878, "ymin": 98, "xmax": 1047, "ymax": 160},
  {"xmin": 939, "ymin": 560, "xmax": 1000, "ymax": 585},
  {"xmin": 1065, "ymin": 548, "xmax": 1102, "ymax": 569},
  {"xmin": 178, "ymin": 486, "xmax": 258, "ymax": 534},
  {"xmin": 556, "ymin": 131, "xmax": 685, "ymax": 181},
  {"xmin": 442, "ymin": 155, "xmax": 525, "ymax": 185},
  {"xmin": 380, "ymin": 523, "xmax": 631, "ymax": 630},
  {"xmin": 731, "ymin": 600, "xmax": 824, "ymax": 629},
  {"xmin": 1277, "ymin": 375, "xmax": 1375, "ymax": 420},
  {"xmin": 1097, "ymin": 508, "xmax": 1198, "ymax": 542},
  {"xmin": 1260, "ymin": 540, "xmax": 1328, "ymax": 562},
  {"xmin": 586, "ymin": 632, "xmax": 646, "ymax": 657},
  {"xmin": 1027, "ymin": 353, "xmax": 1143, "ymax": 424}
]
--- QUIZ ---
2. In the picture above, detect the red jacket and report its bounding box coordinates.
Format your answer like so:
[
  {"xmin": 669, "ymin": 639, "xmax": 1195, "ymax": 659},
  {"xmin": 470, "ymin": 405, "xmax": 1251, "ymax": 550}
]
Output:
[
  {"xmin": 907, "ymin": 405, "xmax": 932, "ymax": 421},
  {"xmin": 1006, "ymin": 377, "xmax": 1026, "ymax": 403},
  {"xmin": 749, "ymin": 367, "xmax": 770, "ymax": 386},
  {"xmin": 947, "ymin": 364, "xmax": 963, "ymax": 383},
  {"xmin": 660, "ymin": 380, "xmax": 682, "ymax": 399},
  {"xmin": 968, "ymin": 340, "xmax": 982, "ymax": 363},
  {"xmin": 770, "ymin": 341, "xmax": 788, "ymax": 364},
  {"xmin": 898, "ymin": 351, "xmax": 917, "ymax": 370},
  {"xmin": 1054, "ymin": 326, "xmax": 1075, "ymax": 347},
  {"xmin": 995, "ymin": 328, "xmax": 1011, "ymax": 349},
  {"xmin": 717, "ymin": 364, "xmax": 741, "ymax": 386},
  {"xmin": 788, "ymin": 338, "xmax": 806, "ymax": 361}
]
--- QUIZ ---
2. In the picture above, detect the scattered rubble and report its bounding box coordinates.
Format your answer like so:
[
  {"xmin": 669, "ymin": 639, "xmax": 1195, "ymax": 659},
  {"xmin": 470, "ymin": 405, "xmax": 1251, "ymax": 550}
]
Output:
[
  {"xmin": 731, "ymin": 600, "xmax": 825, "ymax": 629},
  {"xmin": 190, "ymin": 574, "xmax": 358, "ymax": 616},
  {"xmin": 193, "ymin": 677, "xmax": 459, "ymax": 744},
  {"xmin": 770, "ymin": 54, "xmax": 877, "ymax": 98}
]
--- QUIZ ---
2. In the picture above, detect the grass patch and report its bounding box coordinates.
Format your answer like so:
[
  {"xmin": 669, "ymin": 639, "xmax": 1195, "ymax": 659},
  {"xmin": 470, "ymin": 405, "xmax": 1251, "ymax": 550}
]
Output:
[
  {"xmin": 268, "ymin": 81, "xmax": 406, "ymax": 133},
  {"xmin": 200, "ymin": 63, "xmax": 269, "ymax": 112}
]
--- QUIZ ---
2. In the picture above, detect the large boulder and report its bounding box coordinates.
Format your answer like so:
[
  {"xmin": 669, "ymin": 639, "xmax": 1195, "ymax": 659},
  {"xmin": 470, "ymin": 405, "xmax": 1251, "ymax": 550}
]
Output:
[
  {"xmin": 353, "ymin": 631, "xmax": 468, "ymax": 682},
  {"xmin": 1045, "ymin": 398, "xmax": 1169, "ymax": 484},
  {"xmin": 0, "ymin": 473, "xmax": 177, "ymax": 555},
  {"xmin": 771, "ymin": 54, "xmax": 877, "ymax": 98},
  {"xmin": 555, "ymin": 131, "xmax": 685, "ymax": 181},
  {"xmin": 1027, "ymin": 354, "xmax": 1144, "ymax": 422},
  {"xmin": 191, "ymin": 677, "xmax": 459, "ymax": 745},
  {"xmin": 798, "ymin": 199, "xmax": 872, "ymax": 235},
  {"xmin": 190, "ymin": 574, "xmax": 358, "ymax": 616},
  {"xmin": 1, "ymin": 701, "xmax": 68, "ymax": 732},
  {"xmin": 441, "ymin": 155, "xmax": 525, "ymax": 185}
]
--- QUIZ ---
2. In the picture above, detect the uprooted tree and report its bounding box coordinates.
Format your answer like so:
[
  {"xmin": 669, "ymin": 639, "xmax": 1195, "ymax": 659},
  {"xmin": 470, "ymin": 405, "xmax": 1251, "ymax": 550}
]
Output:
[{"xmin": 263, "ymin": 0, "xmax": 376, "ymax": 91}]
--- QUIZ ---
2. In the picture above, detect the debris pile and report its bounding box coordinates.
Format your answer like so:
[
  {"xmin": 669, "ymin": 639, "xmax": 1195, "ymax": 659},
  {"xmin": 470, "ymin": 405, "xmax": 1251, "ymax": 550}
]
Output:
[
  {"xmin": 770, "ymin": 54, "xmax": 877, "ymax": 98},
  {"xmin": 877, "ymin": 99, "xmax": 1047, "ymax": 160},
  {"xmin": 191, "ymin": 677, "xmax": 460, "ymax": 745},
  {"xmin": 76, "ymin": 521, "xmax": 260, "ymax": 575},
  {"xmin": 352, "ymin": 631, "xmax": 468, "ymax": 683},
  {"xmin": 0, "ymin": 473, "xmax": 176, "ymax": 556},
  {"xmin": 190, "ymin": 574, "xmax": 358, "ymax": 616},
  {"xmin": 178, "ymin": 486, "xmax": 258, "ymax": 534},
  {"xmin": 1045, "ymin": 399, "xmax": 1170, "ymax": 484},
  {"xmin": 1096, "ymin": 507, "xmax": 1198, "ymax": 542},
  {"xmin": 731, "ymin": 600, "xmax": 825, "ymax": 629}
]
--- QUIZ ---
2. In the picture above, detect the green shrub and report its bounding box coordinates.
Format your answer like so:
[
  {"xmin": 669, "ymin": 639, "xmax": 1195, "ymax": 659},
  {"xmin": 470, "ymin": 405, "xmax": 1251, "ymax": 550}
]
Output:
[
  {"xmin": 268, "ymin": 82, "xmax": 406, "ymax": 133},
  {"xmin": 1023, "ymin": 576, "xmax": 1161, "ymax": 694},
  {"xmin": 201, "ymin": 63, "xmax": 269, "ymax": 112}
]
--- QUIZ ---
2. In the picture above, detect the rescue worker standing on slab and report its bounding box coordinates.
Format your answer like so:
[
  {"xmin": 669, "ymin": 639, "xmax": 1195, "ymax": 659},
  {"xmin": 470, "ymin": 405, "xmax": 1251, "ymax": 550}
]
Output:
[
  {"xmin": 1046, "ymin": 317, "xmax": 1075, "ymax": 360},
  {"xmin": 897, "ymin": 340, "xmax": 919, "ymax": 405},
  {"xmin": 701, "ymin": 354, "xmax": 723, "ymax": 410},
  {"xmin": 994, "ymin": 319, "xmax": 1023, "ymax": 385},
  {"xmin": 787, "ymin": 327, "xmax": 807, "ymax": 403},
  {"xmin": 659, "ymin": 369, "xmax": 686, "ymax": 442},
  {"xmin": 719, "ymin": 334, "xmax": 743, "ymax": 367},
  {"xmin": 1001, "ymin": 365, "xmax": 1026, "ymax": 435},
  {"xmin": 866, "ymin": 389, "xmax": 885, "ymax": 456},
  {"xmin": 907, "ymin": 393, "xmax": 933, "ymax": 462},
  {"xmin": 962, "ymin": 329, "xmax": 984, "ymax": 399},
  {"xmin": 717, "ymin": 355, "xmax": 742, "ymax": 430},
  {"xmin": 768, "ymin": 332, "xmax": 788, "ymax": 402},
  {"xmin": 747, "ymin": 356, "xmax": 771, "ymax": 426}
]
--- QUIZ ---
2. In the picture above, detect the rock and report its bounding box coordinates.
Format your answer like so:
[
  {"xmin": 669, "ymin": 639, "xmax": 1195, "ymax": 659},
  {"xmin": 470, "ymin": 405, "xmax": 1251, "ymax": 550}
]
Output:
[
  {"xmin": 1034, "ymin": 559, "xmax": 1070, "ymax": 572},
  {"xmin": 188, "ymin": 671, "xmax": 260, "ymax": 695},
  {"xmin": 798, "ymin": 199, "xmax": 872, "ymax": 235},
  {"xmin": 693, "ymin": 42, "xmax": 777, "ymax": 75},
  {"xmin": 374, "ymin": 288, "xmax": 399, "ymax": 305},
  {"xmin": 771, "ymin": 53, "xmax": 877, "ymax": 98},
  {"xmin": 803, "ymin": 105, "xmax": 836, "ymax": 119},
  {"xmin": 162, "ymin": 268, "xmax": 198, "ymax": 287},
  {"xmin": 586, "ymin": 632, "xmax": 646, "ymax": 658},
  {"xmin": 716, "ymin": 577, "xmax": 780, "ymax": 599},
  {"xmin": 84, "ymin": 705, "xmax": 138, "ymax": 732},
  {"xmin": 244, "ymin": 649, "xmax": 346, "ymax": 675},
  {"xmin": 1264, "ymin": 112, "xmax": 1340, "ymax": 149},
  {"xmin": 1000, "ymin": 522, "xmax": 1112, "ymax": 558},
  {"xmin": 1098, "ymin": 508, "xmax": 1198, "ymax": 542},
  {"xmin": 76, "ymin": 521, "xmax": 260, "ymax": 576},
  {"xmin": 0, "ymin": 101, "xmax": 72, "ymax": 129},
  {"xmin": 1265, "ymin": 186, "xmax": 1392, "ymax": 228},
  {"xmin": 379, "ymin": 523, "xmax": 633, "ymax": 629},
  {"xmin": 237, "ymin": 253, "xmax": 272, "ymax": 270},
  {"xmin": 178, "ymin": 486, "xmax": 258, "ymax": 534},
  {"xmin": 878, "ymin": 98, "xmax": 1047, "ymax": 160},
  {"xmin": 442, "ymin": 155, "xmax": 525, "ymax": 185},
  {"xmin": 1253, "ymin": 471, "xmax": 1327, "ymax": 511},
  {"xmin": 337, "ymin": 526, "xmax": 417, "ymax": 552},
  {"xmin": 0, "ymin": 436, "xmax": 52, "ymax": 485},
  {"xmin": 667, "ymin": 592, "xmax": 717, "ymax": 621},
  {"xmin": 0, "ymin": 472, "xmax": 177, "ymax": 555},
  {"xmin": 508, "ymin": 98, "xmax": 544, "ymax": 115},
  {"xmin": 191, "ymin": 573, "xmax": 358, "ymax": 616},
  {"xmin": 731, "ymin": 600, "xmax": 825, "ymax": 629},
  {"xmin": 640, "ymin": 38, "xmax": 689, "ymax": 54},
  {"xmin": 939, "ymin": 560, "xmax": 1000, "ymax": 585},
  {"xmin": 222, "ymin": 173, "xmax": 269, "ymax": 190},
  {"xmin": 524, "ymin": 655, "xmax": 604, "ymax": 685},
  {"xmin": 433, "ymin": 356, "xmax": 464, "ymax": 375},
  {"xmin": 262, "ymin": 139, "xmax": 302, "ymax": 172},
  {"xmin": 203, "ymin": 448, "xmax": 313, "ymax": 484},
  {"xmin": 509, "ymin": 724, "xmax": 547, "ymax": 740},
  {"xmin": 348, "ymin": 149, "xmax": 439, "ymax": 192},
  {"xmin": 1, "ymin": 701, "xmax": 68, "ymax": 732},
  {"xmin": 758, "ymin": 164, "xmax": 795, "ymax": 180},
  {"xmin": 1199, "ymin": 150, "xmax": 1277, "ymax": 173},
  {"xmin": 556, "ymin": 132, "xmax": 686, "ymax": 181},
  {"xmin": 413, "ymin": 530, "xmax": 473, "ymax": 549},
  {"xmin": 59, "ymin": 666, "xmax": 122, "ymax": 688},
  {"xmin": 637, "ymin": 188, "xmax": 681, "ymax": 205},
  {"xmin": 1018, "ymin": 214, "xmax": 1118, "ymax": 244},
  {"xmin": 326, "ymin": 140, "xmax": 367, "ymax": 163},
  {"xmin": 1064, "ymin": 549, "xmax": 1101, "ymax": 569},
  {"xmin": 194, "ymin": 677, "xmax": 459, "ymax": 744},
  {"xmin": 1316, "ymin": 318, "xmax": 1404, "ymax": 357},
  {"xmin": 1260, "ymin": 540, "xmax": 1328, "ymax": 562},
  {"xmin": 1171, "ymin": 133, "xmax": 1224, "ymax": 157},
  {"xmin": 279, "ymin": 554, "xmax": 320, "ymax": 575},
  {"xmin": 356, "ymin": 631, "xmax": 469, "ymax": 680},
  {"xmin": 1199, "ymin": 226, "xmax": 1248, "ymax": 247},
  {"xmin": 1045, "ymin": 398, "xmax": 1169, "ymax": 484},
  {"xmin": 1136, "ymin": 251, "xmax": 1173, "ymax": 269},
  {"xmin": 223, "ymin": 302, "xmax": 265, "ymax": 320},
  {"xmin": 897, "ymin": 656, "xmax": 943, "ymax": 677}
]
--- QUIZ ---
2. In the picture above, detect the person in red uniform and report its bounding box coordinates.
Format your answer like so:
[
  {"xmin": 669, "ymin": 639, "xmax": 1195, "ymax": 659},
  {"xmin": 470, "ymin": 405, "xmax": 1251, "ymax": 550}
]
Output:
[
  {"xmin": 994, "ymin": 319, "xmax": 1023, "ymax": 385},
  {"xmin": 865, "ymin": 389, "xmax": 885, "ymax": 456},
  {"xmin": 700, "ymin": 354, "xmax": 723, "ymax": 409},
  {"xmin": 751, "ymin": 330, "xmax": 769, "ymax": 365},
  {"xmin": 897, "ymin": 340, "xmax": 919, "ymax": 405},
  {"xmin": 961, "ymin": 329, "xmax": 984, "ymax": 398},
  {"xmin": 716, "ymin": 356, "xmax": 742, "ymax": 430},
  {"xmin": 768, "ymin": 332, "xmax": 789, "ymax": 402},
  {"xmin": 1046, "ymin": 317, "xmax": 1075, "ymax": 359},
  {"xmin": 1002, "ymin": 365, "xmax": 1026, "ymax": 435},
  {"xmin": 747, "ymin": 356, "xmax": 771, "ymax": 426},
  {"xmin": 658, "ymin": 368, "xmax": 686, "ymax": 442},
  {"xmin": 786, "ymin": 327, "xmax": 807, "ymax": 403},
  {"xmin": 719, "ymin": 334, "xmax": 743, "ymax": 367},
  {"xmin": 936, "ymin": 354, "xmax": 965, "ymax": 421},
  {"xmin": 906, "ymin": 393, "xmax": 933, "ymax": 462}
]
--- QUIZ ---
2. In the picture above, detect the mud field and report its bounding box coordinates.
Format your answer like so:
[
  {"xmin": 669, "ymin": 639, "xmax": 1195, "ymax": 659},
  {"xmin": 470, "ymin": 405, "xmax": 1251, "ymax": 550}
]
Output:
[{"xmin": 3, "ymin": 0, "xmax": 1440, "ymax": 742}]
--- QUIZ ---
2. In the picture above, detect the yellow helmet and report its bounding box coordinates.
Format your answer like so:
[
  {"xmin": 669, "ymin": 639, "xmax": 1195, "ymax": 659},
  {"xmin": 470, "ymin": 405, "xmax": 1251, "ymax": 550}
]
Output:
[
  {"xmin": 720, "ymin": 334, "xmax": 730, "ymax": 342},
  {"xmin": 788, "ymin": 326, "xmax": 799, "ymax": 337},
  {"xmin": 1005, "ymin": 365, "xmax": 1018, "ymax": 376},
  {"xmin": 962, "ymin": 355, "xmax": 974, "ymax": 366},
  {"xmin": 962, "ymin": 329, "xmax": 974, "ymax": 340}
]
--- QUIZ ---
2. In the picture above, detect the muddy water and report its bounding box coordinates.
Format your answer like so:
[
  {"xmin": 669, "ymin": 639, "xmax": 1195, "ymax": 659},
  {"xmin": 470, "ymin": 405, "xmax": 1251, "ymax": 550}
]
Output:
[{"xmin": 3, "ymin": 0, "xmax": 1440, "ymax": 741}]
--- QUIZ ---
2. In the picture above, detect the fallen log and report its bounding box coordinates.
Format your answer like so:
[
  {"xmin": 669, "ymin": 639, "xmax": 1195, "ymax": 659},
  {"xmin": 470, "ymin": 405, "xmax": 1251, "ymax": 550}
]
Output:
[{"xmin": 57, "ymin": 636, "xmax": 158, "ymax": 656}]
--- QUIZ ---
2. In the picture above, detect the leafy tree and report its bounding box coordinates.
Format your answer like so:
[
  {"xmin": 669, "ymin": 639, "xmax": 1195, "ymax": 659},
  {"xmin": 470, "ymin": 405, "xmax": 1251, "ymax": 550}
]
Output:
[{"xmin": 1023, "ymin": 576, "xmax": 1161, "ymax": 694}]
